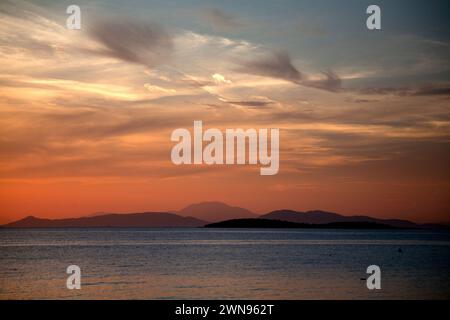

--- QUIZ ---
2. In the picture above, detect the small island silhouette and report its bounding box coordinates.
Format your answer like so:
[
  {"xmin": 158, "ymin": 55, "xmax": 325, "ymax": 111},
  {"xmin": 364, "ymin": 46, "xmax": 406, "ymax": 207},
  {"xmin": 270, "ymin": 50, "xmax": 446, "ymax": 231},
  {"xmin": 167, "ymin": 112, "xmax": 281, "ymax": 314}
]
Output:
[{"xmin": 204, "ymin": 218, "xmax": 398, "ymax": 229}]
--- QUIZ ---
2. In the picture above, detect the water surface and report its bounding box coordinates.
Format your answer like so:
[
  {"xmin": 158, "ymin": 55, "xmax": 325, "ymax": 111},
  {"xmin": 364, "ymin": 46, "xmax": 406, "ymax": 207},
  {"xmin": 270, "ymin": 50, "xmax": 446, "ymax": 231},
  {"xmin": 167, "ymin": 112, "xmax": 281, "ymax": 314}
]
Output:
[{"xmin": 0, "ymin": 228, "xmax": 449, "ymax": 299}]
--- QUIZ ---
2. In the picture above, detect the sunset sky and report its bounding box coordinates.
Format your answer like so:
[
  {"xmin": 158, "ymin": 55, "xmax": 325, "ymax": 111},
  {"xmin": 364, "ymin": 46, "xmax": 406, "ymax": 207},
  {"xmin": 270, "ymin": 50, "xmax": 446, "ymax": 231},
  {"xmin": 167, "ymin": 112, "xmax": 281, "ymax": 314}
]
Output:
[{"xmin": 1, "ymin": 0, "xmax": 449, "ymax": 223}]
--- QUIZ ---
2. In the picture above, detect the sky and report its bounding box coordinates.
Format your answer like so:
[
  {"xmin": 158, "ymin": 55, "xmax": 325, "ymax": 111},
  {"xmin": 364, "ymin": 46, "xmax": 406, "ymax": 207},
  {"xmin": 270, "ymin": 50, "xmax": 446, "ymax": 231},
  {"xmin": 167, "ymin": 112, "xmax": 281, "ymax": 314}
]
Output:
[{"xmin": 0, "ymin": 0, "xmax": 449, "ymax": 223}]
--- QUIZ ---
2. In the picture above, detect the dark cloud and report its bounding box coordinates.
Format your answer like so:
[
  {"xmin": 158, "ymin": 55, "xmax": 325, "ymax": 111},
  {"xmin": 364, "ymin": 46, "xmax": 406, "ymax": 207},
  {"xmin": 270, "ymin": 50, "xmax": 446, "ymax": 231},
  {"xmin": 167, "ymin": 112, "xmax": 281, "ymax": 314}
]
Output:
[
  {"xmin": 227, "ymin": 100, "xmax": 273, "ymax": 107},
  {"xmin": 358, "ymin": 87, "xmax": 403, "ymax": 95},
  {"xmin": 203, "ymin": 8, "xmax": 242, "ymax": 30},
  {"xmin": 88, "ymin": 18, "xmax": 173, "ymax": 66},
  {"xmin": 351, "ymin": 98, "xmax": 380, "ymax": 104},
  {"xmin": 413, "ymin": 84, "xmax": 450, "ymax": 96},
  {"xmin": 236, "ymin": 50, "xmax": 303, "ymax": 84},
  {"xmin": 302, "ymin": 70, "xmax": 341, "ymax": 92},
  {"xmin": 235, "ymin": 50, "xmax": 341, "ymax": 92},
  {"xmin": 358, "ymin": 83, "xmax": 450, "ymax": 97}
]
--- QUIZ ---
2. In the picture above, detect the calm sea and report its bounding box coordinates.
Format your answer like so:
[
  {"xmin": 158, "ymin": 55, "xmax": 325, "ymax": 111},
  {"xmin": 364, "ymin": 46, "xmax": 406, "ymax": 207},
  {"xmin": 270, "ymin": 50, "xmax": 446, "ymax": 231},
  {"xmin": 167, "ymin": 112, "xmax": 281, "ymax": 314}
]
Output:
[{"xmin": 0, "ymin": 228, "xmax": 449, "ymax": 299}]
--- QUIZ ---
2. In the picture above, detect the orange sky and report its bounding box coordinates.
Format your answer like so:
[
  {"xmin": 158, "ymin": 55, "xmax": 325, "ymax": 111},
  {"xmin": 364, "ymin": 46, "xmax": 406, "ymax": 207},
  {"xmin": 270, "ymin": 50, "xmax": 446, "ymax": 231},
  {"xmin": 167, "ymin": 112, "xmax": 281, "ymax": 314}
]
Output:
[{"xmin": 0, "ymin": 1, "xmax": 449, "ymax": 223}]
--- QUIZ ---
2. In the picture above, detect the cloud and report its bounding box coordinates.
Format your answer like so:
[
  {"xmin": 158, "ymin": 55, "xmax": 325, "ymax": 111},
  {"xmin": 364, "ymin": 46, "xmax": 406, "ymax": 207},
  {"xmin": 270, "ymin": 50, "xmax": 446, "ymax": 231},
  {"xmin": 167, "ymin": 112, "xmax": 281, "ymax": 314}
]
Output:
[
  {"xmin": 235, "ymin": 50, "xmax": 341, "ymax": 92},
  {"xmin": 212, "ymin": 73, "xmax": 232, "ymax": 84},
  {"xmin": 88, "ymin": 18, "xmax": 173, "ymax": 67},
  {"xmin": 235, "ymin": 50, "xmax": 303, "ymax": 84},
  {"xmin": 302, "ymin": 70, "xmax": 341, "ymax": 92},
  {"xmin": 225, "ymin": 100, "xmax": 273, "ymax": 107},
  {"xmin": 1, "ymin": 33, "xmax": 57, "ymax": 58},
  {"xmin": 203, "ymin": 8, "xmax": 243, "ymax": 30},
  {"xmin": 144, "ymin": 83, "xmax": 177, "ymax": 94},
  {"xmin": 413, "ymin": 84, "xmax": 450, "ymax": 96},
  {"xmin": 351, "ymin": 98, "xmax": 380, "ymax": 104},
  {"xmin": 0, "ymin": 0, "xmax": 48, "ymax": 20},
  {"xmin": 358, "ymin": 83, "xmax": 450, "ymax": 97},
  {"xmin": 180, "ymin": 75, "xmax": 215, "ymax": 88},
  {"xmin": 216, "ymin": 95, "xmax": 275, "ymax": 108}
]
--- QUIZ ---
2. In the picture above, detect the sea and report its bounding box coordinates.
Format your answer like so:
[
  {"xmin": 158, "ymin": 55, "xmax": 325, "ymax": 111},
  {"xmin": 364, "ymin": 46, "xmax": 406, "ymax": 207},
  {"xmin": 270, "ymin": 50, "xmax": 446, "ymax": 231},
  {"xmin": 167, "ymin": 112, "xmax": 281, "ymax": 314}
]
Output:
[{"xmin": 0, "ymin": 228, "xmax": 449, "ymax": 299}]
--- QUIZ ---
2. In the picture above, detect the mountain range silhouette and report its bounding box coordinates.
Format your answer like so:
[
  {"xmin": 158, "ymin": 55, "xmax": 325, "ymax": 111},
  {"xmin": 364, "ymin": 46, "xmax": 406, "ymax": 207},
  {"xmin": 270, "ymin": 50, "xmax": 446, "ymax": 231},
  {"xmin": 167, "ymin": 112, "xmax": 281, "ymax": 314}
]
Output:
[{"xmin": 1, "ymin": 201, "xmax": 447, "ymax": 229}]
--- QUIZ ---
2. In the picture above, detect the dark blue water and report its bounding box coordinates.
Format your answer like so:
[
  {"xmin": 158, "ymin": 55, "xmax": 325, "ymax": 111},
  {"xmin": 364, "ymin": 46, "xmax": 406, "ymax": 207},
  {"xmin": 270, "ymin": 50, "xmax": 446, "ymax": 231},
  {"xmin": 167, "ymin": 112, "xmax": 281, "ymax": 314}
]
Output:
[{"xmin": 0, "ymin": 228, "xmax": 449, "ymax": 299}]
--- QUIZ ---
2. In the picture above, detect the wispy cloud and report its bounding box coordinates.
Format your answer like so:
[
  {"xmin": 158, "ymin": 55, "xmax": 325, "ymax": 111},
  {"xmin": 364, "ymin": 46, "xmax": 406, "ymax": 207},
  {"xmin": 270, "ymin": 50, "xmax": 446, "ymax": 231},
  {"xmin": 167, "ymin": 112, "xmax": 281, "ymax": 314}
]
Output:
[
  {"xmin": 235, "ymin": 50, "xmax": 341, "ymax": 92},
  {"xmin": 87, "ymin": 18, "xmax": 174, "ymax": 67},
  {"xmin": 358, "ymin": 83, "xmax": 450, "ymax": 97},
  {"xmin": 225, "ymin": 100, "xmax": 273, "ymax": 107},
  {"xmin": 302, "ymin": 70, "xmax": 341, "ymax": 92},
  {"xmin": 235, "ymin": 50, "xmax": 303, "ymax": 84}
]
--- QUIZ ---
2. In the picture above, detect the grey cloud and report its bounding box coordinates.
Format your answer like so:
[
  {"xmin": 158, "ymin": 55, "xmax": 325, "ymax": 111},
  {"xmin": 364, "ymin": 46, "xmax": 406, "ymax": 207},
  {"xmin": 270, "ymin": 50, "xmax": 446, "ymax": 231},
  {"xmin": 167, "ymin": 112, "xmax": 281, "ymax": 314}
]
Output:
[
  {"xmin": 413, "ymin": 84, "xmax": 450, "ymax": 96},
  {"xmin": 226, "ymin": 100, "xmax": 273, "ymax": 107},
  {"xmin": 235, "ymin": 50, "xmax": 303, "ymax": 84},
  {"xmin": 235, "ymin": 50, "xmax": 341, "ymax": 92},
  {"xmin": 88, "ymin": 18, "xmax": 173, "ymax": 66},
  {"xmin": 302, "ymin": 70, "xmax": 341, "ymax": 92},
  {"xmin": 358, "ymin": 83, "xmax": 450, "ymax": 97},
  {"xmin": 358, "ymin": 87, "xmax": 404, "ymax": 95},
  {"xmin": 351, "ymin": 98, "xmax": 380, "ymax": 104}
]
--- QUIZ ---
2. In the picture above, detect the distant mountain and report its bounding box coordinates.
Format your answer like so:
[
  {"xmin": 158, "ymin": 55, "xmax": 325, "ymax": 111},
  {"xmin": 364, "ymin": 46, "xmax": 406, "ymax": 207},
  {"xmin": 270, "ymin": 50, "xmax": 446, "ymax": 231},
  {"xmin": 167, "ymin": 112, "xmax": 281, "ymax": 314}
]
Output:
[
  {"xmin": 205, "ymin": 218, "xmax": 396, "ymax": 229},
  {"xmin": 3, "ymin": 204, "xmax": 447, "ymax": 229},
  {"xmin": 84, "ymin": 212, "xmax": 113, "ymax": 217},
  {"xmin": 1, "ymin": 212, "xmax": 206, "ymax": 228},
  {"xmin": 260, "ymin": 210, "xmax": 420, "ymax": 229},
  {"xmin": 178, "ymin": 201, "xmax": 257, "ymax": 222}
]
